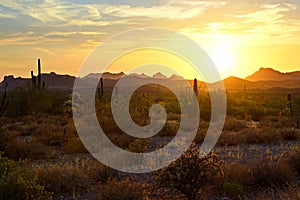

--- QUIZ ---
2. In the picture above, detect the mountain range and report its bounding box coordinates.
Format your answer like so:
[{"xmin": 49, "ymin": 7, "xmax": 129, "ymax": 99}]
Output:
[
  {"xmin": 1, "ymin": 68, "xmax": 300, "ymax": 92},
  {"xmin": 246, "ymin": 68, "xmax": 300, "ymax": 81}
]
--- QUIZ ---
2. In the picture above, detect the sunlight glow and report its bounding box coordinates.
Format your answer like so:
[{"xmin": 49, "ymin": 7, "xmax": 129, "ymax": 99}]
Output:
[{"xmin": 210, "ymin": 45, "xmax": 236, "ymax": 73}]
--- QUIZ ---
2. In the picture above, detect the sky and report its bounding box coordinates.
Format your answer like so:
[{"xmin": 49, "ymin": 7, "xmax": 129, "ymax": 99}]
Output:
[{"xmin": 0, "ymin": 0, "xmax": 300, "ymax": 81}]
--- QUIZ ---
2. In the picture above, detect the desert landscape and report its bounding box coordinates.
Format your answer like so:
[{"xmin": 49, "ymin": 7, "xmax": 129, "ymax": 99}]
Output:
[
  {"xmin": 0, "ymin": 63, "xmax": 299, "ymax": 199},
  {"xmin": 1, "ymin": 0, "xmax": 300, "ymax": 199}
]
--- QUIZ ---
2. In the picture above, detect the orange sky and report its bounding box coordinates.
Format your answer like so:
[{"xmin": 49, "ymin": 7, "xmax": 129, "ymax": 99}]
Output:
[{"xmin": 0, "ymin": 0, "xmax": 300, "ymax": 81}]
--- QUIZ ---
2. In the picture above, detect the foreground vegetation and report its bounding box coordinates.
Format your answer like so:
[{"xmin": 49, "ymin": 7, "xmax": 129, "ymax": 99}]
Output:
[{"xmin": 0, "ymin": 87, "xmax": 299, "ymax": 199}]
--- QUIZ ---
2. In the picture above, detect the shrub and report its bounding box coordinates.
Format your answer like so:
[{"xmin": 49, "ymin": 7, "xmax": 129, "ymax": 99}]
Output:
[
  {"xmin": 255, "ymin": 184, "xmax": 300, "ymax": 199},
  {"xmin": 223, "ymin": 163, "xmax": 252, "ymax": 189},
  {"xmin": 222, "ymin": 182, "xmax": 244, "ymax": 197},
  {"xmin": 288, "ymin": 151, "xmax": 300, "ymax": 175},
  {"xmin": 0, "ymin": 152, "xmax": 52, "ymax": 199},
  {"xmin": 86, "ymin": 162, "xmax": 117, "ymax": 184},
  {"xmin": 36, "ymin": 162, "xmax": 89, "ymax": 195},
  {"xmin": 250, "ymin": 159, "xmax": 296, "ymax": 188},
  {"xmin": 280, "ymin": 128, "xmax": 298, "ymax": 140},
  {"xmin": 5, "ymin": 141, "xmax": 52, "ymax": 160},
  {"xmin": 223, "ymin": 117, "xmax": 247, "ymax": 132},
  {"xmin": 97, "ymin": 178, "xmax": 143, "ymax": 200},
  {"xmin": 155, "ymin": 147, "xmax": 223, "ymax": 200},
  {"xmin": 127, "ymin": 138, "xmax": 149, "ymax": 153},
  {"xmin": 63, "ymin": 138, "xmax": 88, "ymax": 154}
]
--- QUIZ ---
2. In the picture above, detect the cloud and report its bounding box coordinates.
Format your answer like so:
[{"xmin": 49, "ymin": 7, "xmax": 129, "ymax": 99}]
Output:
[
  {"xmin": 0, "ymin": 0, "xmax": 105, "ymax": 26},
  {"xmin": 235, "ymin": 3, "xmax": 300, "ymax": 40},
  {"xmin": 0, "ymin": 31, "xmax": 66, "ymax": 46},
  {"xmin": 101, "ymin": 1, "xmax": 226, "ymax": 20},
  {"xmin": 0, "ymin": 12, "xmax": 15, "ymax": 19},
  {"xmin": 34, "ymin": 47, "xmax": 56, "ymax": 56}
]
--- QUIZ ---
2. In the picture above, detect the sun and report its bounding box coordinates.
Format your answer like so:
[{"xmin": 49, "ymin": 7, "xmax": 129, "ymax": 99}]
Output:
[{"xmin": 210, "ymin": 45, "xmax": 236, "ymax": 73}]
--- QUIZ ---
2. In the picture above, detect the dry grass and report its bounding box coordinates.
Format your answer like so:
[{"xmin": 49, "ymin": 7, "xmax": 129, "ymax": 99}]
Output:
[
  {"xmin": 35, "ymin": 159, "xmax": 116, "ymax": 196},
  {"xmin": 96, "ymin": 178, "xmax": 144, "ymax": 200}
]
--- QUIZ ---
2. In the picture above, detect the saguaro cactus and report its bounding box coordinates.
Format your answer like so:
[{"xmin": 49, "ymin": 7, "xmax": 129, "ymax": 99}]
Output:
[
  {"xmin": 37, "ymin": 59, "xmax": 42, "ymax": 90},
  {"xmin": 31, "ymin": 59, "xmax": 45, "ymax": 90},
  {"xmin": 31, "ymin": 71, "xmax": 36, "ymax": 89},
  {"xmin": 0, "ymin": 83, "xmax": 9, "ymax": 117},
  {"xmin": 193, "ymin": 78, "xmax": 198, "ymax": 97},
  {"xmin": 100, "ymin": 77, "xmax": 104, "ymax": 97}
]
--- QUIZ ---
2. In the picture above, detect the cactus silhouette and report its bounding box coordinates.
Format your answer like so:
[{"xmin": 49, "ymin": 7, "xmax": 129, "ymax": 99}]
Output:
[
  {"xmin": 100, "ymin": 77, "xmax": 104, "ymax": 97},
  {"xmin": 31, "ymin": 71, "xmax": 36, "ymax": 89},
  {"xmin": 193, "ymin": 78, "xmax": 198, "ymax": 97},
  {"xmin": 37, "ymin": 59, "xmax": 41, "ymax": 90},
  {"xmin": 31, "ymin": 59, "xmax": 45, "ymax": 90}
]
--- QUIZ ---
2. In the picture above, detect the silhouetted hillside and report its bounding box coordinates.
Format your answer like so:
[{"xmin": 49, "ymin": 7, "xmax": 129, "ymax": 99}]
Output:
[
  {"xmin": 246, "ymin": 68, "xmax": 300, "ymax": 81},
  {"xmin": 1, "ymin": 69, "xmax": 300, "ymax": 92}
]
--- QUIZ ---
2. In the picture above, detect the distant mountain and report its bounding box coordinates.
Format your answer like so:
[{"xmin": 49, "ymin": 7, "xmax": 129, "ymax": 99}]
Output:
[
  {"xmin": 83, "ymin": 72, "xmax": 125, "ymax": 80},
  {"xmin": 212, "ymin": 76, "xmax": 300, "ymax": 90},
  {"xmin": 153, "ymin": 72, "xmax": 167, "ymax": 79},
  {"xmin": 1, "ymin": 69, "xmax": 300, "ymax": 92},
  {"xmin": 128, "ymin": 73, "xmax": 148, "ymax": 78},
  {"xmin": 1, "ymin": 72, "xmax": 75, "ymax": 91},
  {"xmin": 246, "ymin": 68, "xmax": 300, "ymax": 81},
  {"xmin": 169, "ymin": 74, "xmax": 184, "ymax": 80}
]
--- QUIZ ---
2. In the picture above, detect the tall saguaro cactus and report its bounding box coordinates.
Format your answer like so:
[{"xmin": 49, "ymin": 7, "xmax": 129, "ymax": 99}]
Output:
[
  {"xmin": 193, "ymin": 78, "xmax": 198, "ymax": 97},
  {"xmin": 31, "ymin": 71, "xmax": 36, "ymax": 89},
  {"xmin": 31, "ymin": 59, "xmax": 45, "ymax": 90},
  {"xmin": 0, "ymin": 83, "xmax": 9, "ymax": 117},
  {"xmin": 100, "ymin": 77, "xmax": 104, "ymax": 98},
  {"xmin": 37, "ymin": 59, "xmax": 42, "ymax": 90}
]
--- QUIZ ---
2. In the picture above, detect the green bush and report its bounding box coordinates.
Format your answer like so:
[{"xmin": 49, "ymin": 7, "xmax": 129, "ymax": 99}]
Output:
[
  {"xmin": 222, "ymin": 182, "xmax": 244, "ymax": 197},
  {"xmin": 6, "ymin": 88, "xmax": 67, "ymax": 116},
  {"xmin": 0, "ymin": 152, "xmax": 52, "ymax": 200}
]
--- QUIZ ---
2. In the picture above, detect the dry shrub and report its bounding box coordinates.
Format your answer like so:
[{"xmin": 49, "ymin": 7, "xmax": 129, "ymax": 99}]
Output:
[
  {"xmin": 5, "ymin": 141, "xmax": 52, "ymax": 160},
  {"xmin": 280, "ymin": 128, "xmax": 298, "ymax": 141},
  {"xmin": 107, "ymin": 133, "xmax": 134, "ymax": 150},
  {"xmin": 241, "ymin": 128, "xmax": 277, "ymax": 145},
  {"xmin": 194, "ymin": 129, "xmax": 206, "ymax": 144},
  {"xmin": 36, "ymin": 162, "xmax": 89, "ymax": 195},
  {"xmin": 253, "ymin": 184, "xmax": 300, "ymax": 200},
  {"xmin": 167, "ymin": 113, "xmax": 180, "ymax": 121},
  {"xmin": 218, "ymin": 131, "xmax": 240, "ymax": 146},
  {"xmin": 127, "ymin": 138, "xmax": 149, "ymax": 153},
  {"xmin": 159, "ymin": 120, "xmax": 179, "ymax": 136},
  {"xmin": 0, "ymin": 129, "xmax": 18, "ymax": 151},
  {"xmin": 63, "ymin": 138, "xmax": 88, "ymax": 154},
  {"xmin": 250, "ymin": 159, "xmax": 296, "ymax": 188},
  {"xmin": 38, "ymin": 132, "xmax": 64, "ymax": 146},
  {"xmin": 288, "ymin": 151, "xmax": 300, "ymax": 176},
  {"xmin": 223, "ymin": 162, "xmax": 252, "ymax": 188},
  {"xmin": 97, "ymin": 178, "xmax": 143, "ymax": 200},
  {"xmin": 87, "ymin": 163, "xmax": 117, "ymax": 184},
  {"xmin": 223, "ymin": 118, "xmax": 247, "ymax": 132}
]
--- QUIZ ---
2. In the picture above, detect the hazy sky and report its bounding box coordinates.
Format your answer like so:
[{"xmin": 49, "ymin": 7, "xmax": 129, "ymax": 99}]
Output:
[{"xmin": 0, "ymin": 0, "xmax": 300, "ymax": 80}]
